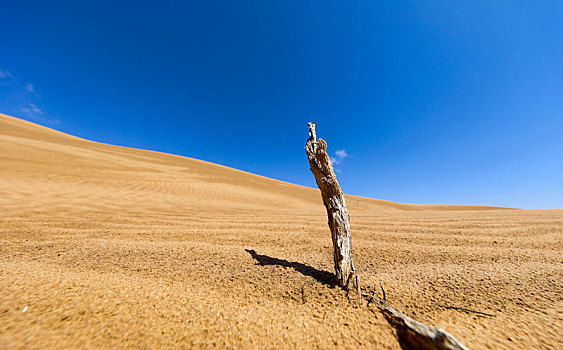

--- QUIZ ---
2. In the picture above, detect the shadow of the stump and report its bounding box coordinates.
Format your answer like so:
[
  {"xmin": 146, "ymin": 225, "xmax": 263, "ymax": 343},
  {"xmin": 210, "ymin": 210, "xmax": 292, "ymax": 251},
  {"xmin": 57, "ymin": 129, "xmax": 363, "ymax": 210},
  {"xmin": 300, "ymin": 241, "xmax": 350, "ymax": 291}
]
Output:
[{"xmin": 245, "ymin": 249, "xmax": 336, "ymax": 286}]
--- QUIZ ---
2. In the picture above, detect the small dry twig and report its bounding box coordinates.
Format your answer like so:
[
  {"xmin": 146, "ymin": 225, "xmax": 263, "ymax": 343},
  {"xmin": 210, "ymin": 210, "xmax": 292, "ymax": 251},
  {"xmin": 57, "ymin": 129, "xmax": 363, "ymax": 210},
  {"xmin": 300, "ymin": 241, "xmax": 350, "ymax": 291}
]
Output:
[
  {"xmin": 436, "ymin": 303, "xmax": 495, "ymax": 317},
  {"xmin": 356, "ymin": 275, "xmax": 361, "ymax": 305}
]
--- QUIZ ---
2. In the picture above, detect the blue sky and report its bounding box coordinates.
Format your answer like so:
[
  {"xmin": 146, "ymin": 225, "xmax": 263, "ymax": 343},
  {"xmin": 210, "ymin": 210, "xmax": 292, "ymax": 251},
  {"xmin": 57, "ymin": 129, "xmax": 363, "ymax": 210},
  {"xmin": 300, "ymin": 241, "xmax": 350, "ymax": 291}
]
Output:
[{"xmin": 1, "ymin": 1, "xmax": 562, "ymax": 208}]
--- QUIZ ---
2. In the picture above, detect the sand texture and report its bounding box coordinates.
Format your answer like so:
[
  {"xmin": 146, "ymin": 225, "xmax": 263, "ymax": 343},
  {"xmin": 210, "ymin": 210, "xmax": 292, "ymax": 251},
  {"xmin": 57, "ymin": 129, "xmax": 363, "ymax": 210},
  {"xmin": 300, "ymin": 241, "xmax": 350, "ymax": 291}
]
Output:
[{"xmin": 1, "ymin": 113, "xmax": 562, "ymax": 349}]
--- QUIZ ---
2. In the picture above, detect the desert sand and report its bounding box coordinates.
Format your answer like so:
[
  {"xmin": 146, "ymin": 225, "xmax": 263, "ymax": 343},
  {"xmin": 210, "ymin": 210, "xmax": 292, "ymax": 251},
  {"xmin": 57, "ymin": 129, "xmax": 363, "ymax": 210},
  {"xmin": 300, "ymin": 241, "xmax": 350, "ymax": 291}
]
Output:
[{"xmin": 0, "ymin": 113, "xmax": 561, "ymax": 349}]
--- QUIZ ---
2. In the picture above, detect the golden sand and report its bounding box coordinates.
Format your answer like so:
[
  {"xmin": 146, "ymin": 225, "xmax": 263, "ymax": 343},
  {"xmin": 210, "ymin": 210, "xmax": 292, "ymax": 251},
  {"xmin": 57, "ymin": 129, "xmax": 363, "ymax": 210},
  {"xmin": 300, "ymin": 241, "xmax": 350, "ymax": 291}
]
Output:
[{"xmin": 1, "ymin": 113, "xmax": 561, "ymax": 349}]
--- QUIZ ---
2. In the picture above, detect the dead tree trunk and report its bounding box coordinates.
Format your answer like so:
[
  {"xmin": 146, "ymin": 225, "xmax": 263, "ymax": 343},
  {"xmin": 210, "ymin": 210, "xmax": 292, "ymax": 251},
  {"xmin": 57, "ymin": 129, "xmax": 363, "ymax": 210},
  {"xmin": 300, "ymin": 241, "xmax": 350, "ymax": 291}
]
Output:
[
  {"xmin": 305, "ymin": 123, "xmax": 469, "ymax": 348},
  {"xmin": 305, "ymin": 122, "xmax": 354, "ymax": 287}
]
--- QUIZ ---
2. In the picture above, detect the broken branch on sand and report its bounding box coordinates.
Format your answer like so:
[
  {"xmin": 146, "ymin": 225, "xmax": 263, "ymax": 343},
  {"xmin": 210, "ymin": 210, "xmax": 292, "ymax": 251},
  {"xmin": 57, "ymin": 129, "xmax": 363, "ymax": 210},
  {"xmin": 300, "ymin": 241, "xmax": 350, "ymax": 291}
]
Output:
[{"xmin": 363, "ymin": 293, "xmax": 470, "ymax": 350}]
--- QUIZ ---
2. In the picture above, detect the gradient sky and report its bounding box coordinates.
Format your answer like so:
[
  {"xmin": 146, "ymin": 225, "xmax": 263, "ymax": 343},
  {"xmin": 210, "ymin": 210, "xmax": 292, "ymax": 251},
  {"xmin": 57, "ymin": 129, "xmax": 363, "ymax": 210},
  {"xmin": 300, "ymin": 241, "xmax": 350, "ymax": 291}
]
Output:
[{"xmin": 1, "ymin": 1, "xmax": 562, "ymax": 208}]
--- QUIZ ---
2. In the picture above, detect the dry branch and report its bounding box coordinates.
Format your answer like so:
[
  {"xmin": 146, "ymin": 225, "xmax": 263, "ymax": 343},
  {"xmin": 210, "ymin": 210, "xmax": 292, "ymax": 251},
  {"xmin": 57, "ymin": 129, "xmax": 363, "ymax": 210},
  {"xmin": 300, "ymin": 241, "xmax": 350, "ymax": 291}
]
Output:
[
  {"xmin": 305, "ymin": 122, "xmax": 354, "ymax": 287},
  {"xmin": 363, "ymin": 293, "xmax": 469, "ymax": 350}
]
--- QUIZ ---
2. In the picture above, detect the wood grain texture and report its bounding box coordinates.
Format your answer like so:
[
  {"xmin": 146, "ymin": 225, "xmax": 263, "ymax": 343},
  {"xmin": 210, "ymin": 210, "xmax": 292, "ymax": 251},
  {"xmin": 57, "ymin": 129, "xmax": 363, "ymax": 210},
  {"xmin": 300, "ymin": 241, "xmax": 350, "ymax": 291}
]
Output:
[{"xmin": 305, "ymin": 122, "xmax": 355, "ymax": 287}]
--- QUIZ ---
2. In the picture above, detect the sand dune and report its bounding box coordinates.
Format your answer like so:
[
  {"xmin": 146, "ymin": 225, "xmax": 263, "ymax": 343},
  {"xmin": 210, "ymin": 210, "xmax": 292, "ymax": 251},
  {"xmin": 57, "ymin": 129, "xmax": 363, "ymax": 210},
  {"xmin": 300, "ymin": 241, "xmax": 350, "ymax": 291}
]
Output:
[{"xmin": 1, "ymin": 113, "xmax": 561, "ymax": 349}]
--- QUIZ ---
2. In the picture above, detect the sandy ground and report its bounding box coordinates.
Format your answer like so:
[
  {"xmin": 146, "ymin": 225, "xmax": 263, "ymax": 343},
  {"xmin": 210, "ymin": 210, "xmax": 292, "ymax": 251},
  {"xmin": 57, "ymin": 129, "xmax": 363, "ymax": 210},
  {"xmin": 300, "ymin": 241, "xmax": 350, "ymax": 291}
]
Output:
[{"xmin": 0, "ymin": 113, "xmax": 561, "ymax": 349}]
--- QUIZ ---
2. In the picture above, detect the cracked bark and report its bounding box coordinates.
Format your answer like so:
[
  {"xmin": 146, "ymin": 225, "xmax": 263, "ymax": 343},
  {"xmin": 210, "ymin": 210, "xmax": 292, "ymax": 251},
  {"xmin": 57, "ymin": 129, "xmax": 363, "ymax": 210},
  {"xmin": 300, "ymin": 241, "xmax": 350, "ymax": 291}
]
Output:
[{"xmin": 305, "ymin": 122, "xmax": 354, "ymax": 287}]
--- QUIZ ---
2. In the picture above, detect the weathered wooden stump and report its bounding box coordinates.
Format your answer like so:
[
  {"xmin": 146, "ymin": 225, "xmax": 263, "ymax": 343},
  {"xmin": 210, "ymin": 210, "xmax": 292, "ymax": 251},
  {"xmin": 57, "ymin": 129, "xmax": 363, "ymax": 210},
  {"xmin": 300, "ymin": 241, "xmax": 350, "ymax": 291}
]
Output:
[{"xmin": 305, "ymin": 122, "xmax": 355, "ymax": 288}]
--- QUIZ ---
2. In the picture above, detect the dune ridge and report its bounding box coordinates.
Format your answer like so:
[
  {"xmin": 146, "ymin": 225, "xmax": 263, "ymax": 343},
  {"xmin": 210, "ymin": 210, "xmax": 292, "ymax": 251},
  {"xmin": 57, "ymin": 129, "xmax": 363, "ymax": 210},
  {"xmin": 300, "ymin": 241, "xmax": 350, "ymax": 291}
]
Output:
[
  {"xmin": 1, "ymin": 113, "xmax": 561, "ymax": 349},
  {"xmin": 0, "ymin": 113, "xmax": 508, "ymax": 213}
]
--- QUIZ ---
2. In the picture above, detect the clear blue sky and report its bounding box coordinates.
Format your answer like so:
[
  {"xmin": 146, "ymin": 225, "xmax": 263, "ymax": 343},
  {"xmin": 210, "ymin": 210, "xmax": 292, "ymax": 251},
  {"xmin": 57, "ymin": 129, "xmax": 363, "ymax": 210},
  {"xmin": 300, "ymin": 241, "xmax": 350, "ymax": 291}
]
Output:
[{"xmin": 1, "ymin": 1, "xmax": 562, "ymax": 209}]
